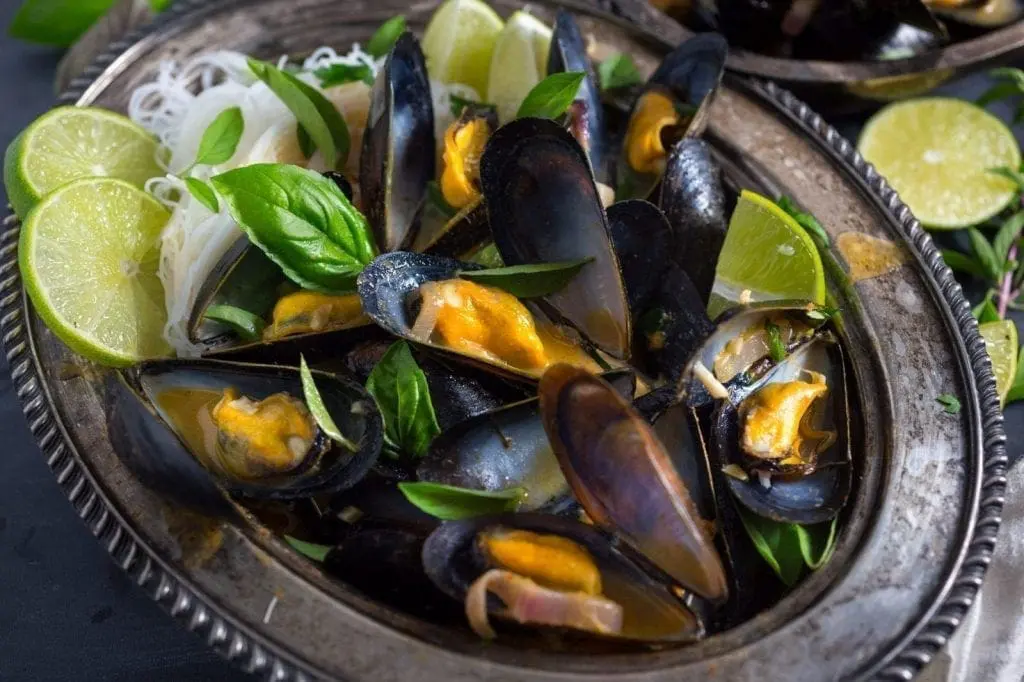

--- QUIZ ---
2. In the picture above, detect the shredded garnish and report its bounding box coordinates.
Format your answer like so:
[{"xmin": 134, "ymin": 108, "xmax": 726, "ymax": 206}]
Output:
[{"xmin": 693, "ymin": 361, "xmax": 730, "ymax": 400}]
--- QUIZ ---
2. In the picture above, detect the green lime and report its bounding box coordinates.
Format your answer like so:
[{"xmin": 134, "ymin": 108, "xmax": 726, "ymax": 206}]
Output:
[
  {"xmin": 486, "ymin": 10, "xmax": 553, "ymax": 123},
  {"xmin": 20, "ymin": 178, "xmax": 172, "ymax": 366},
  {"xmin": 857, "ymin": 98, "xmax": 1020, "ymax": 230},
  {"xmin": 4, "ymin": 106, "xmax": 162, "ymax": 220},
  {"xmin": 422, "ymin": 0, "xmax": 505, "ymax": 96},
  {"xmin": 708, "ymin": 190, "xmax": 826, "ymax": 319},
  {"xmin": 979, "ymin": 319, "xmax": 1018, "ymax": 406}
]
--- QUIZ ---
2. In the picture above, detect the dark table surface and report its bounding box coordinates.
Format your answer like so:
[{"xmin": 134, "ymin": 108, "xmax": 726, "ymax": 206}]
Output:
[{"xmin": 0, "ymin": 2, "xmax": 1022, "ymax": 680}]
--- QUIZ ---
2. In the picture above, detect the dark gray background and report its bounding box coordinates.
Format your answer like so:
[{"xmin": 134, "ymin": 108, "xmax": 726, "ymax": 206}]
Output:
[{"xmin": 0, "ymin": 1, "xmax": 1020, "ymax": 679}]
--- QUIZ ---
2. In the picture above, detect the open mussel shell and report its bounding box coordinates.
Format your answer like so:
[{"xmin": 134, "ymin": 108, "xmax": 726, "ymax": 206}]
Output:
[
  {"xmin": 360, "ymin": 32, "xmax": 435, "ymax": 252},
  {"xmin": 481, "ymin": 117, "xmax": 632, "ymax": 359},
  {"xmin": 414, "ymin": 199, "xmax": 491, "ymax": 259},
  {"xmin": 540, "ymin": 365, "xmax": 729, "ymax": 603},
  {"xmin": 129, "ymin": 359, "xmax": 383, "ymax": 500},
  {"xmin": 792, "ymin": 0, "xmax": 947, "ymax": 60},
  {"xmin": 548, "ymin": 10, "xmax": 611, "ymax": 184},
  {"xmin": 422, "ymin": 513, "xmax": 705, "ymax": 642},
  {"xmin": 711, "ymin": 337, "xmax": 852, "ymax": 524}
]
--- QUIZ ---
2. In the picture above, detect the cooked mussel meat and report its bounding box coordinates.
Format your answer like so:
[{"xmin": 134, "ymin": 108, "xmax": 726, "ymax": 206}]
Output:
[
  {"xmin": 927, "ymin": 0, "xmax": 1024, "ymax": 26},
  {"xmin": 439, "ymin": 105, "xmax": 497, "ymax": 211}
]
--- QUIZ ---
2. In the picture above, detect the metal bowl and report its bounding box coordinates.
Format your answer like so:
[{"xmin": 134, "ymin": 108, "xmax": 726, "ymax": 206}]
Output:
[
  {"xmin": 600, "ymin": 0, "xmax": 1024, "ymax": 114},
  {"xmin": 0, "ymin": 0, "xmax": 1007, "ymax": 680}
]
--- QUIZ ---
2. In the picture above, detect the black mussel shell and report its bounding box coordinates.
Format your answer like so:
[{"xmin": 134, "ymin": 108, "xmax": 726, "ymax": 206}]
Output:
[
  {"xmin": 360, "ymin": 32, "xmax": 435, "ymax": 252},
  {"xmin": 659, "ymin": 138, "xmax": 729, "ymax": 303},
  {"xmin": 414, "ymin": 199, "xmax": 491, "ymax": 259},
  {"xmin": 607, "ymin": 200, "xmax": 674, "ymax": 312},
  {"xmin": 703, "ymin": 0, "xmax": 792, "ymax": 54},
  {"xmin": 481, "ymin": 117, "xmax": 632, "ymax": 359},
  {"xmin": 711, "ymin": 337, "xmax": 852, "ymax": 524},
  {"xmin": 540, "ymin": 365, "xmax": 729, "ymax": 603},
  {"xmin": 933, "ymin": 0, "xmax": 1023, "ymax": 28},
  {"xmin": 549, "ymin": 10, "xmax": 611, "ymax": 184},
  {"xmin": 129, "ymin": 359, "xmax": 383, "ymax": 500},
  {"xmin": 422, "ymin": 513, "xmax": 704, "ymax": 642},
  {"xmin": 793, "ymin": 0, "xmax": 947, "ymax": 60},
  {"xmin": 326, "ymin": 470, "xmax": 439, "ymax": 538}
]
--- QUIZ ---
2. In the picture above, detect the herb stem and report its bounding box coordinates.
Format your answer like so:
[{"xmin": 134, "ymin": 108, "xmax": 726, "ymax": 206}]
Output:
[{"xmin": 998, "ymin": 244, "xmax": 1018, "ymax": 318}]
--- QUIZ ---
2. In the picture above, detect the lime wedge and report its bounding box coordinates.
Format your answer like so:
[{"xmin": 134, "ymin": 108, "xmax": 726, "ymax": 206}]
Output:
[
  {"xmin": 979, "ymin": 319, "xmax": 1018, "ymax": 406},
  {"xmin": 857, "ymin": 98, "xmax": 1020, "ymax": 230},
  {"xmin": 422, "ymin": 0, "xmax": 505, "ymax": 96},
  {"xmin": 708, "ymin": 190, "xmax": 826, "ymax": 319},
  {"xmin": 486, "ymin": 11, "xmax": 553, "ymax": 123},
  {"xmin": 5, "ymin": 106, "xmax": 163, "ymax": 220},
  {"xmin": 20, "ymin": 178, "xmax": 172, "ymax": 366}
]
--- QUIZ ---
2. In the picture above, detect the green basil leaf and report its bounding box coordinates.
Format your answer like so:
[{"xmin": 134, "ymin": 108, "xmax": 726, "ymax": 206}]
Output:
[
  {"xmin": 736, "ymin": 508, "xmax": 805, "ymax": 587},
  {"xmin": 300, "ymin": 355, "xmax": 358, "ymax": 451},
  {"xmin": 941, "ymin": 249, "xmax": 988, "ymax": 279},
  {"xmin": 247, "ymin": 58, "xmax": 350, "ymax": 169},
  {"xmin": 1007, "ymin": 347, "xmax": 1024, "ymax": 404},
  {"xmin": 968, "ymin": 227, "xmax": 1002, "ymax": 281},
  {"xmin": 366, "ymin": 15, "xmax": 407, "ymax": 58},
  {"xmin": 765, "ymin": 320, "xmax": 786, "ymax": 363},
  {"xmin": 990, "ymin": 66, "xmax": 1024, "ymax": 89},
  {"xmin": 449, "ymin": 93, "xmax": 496, "ymax": 119},
  {"xmin": 993, "ymin": 212, "xmax": 1024, "ymax": 266},
  {"xmin": 467, "ymin": 243, "xmax": 505, "ymax": 268},
  {"xmin": 397, "ymin": 482, "xmax": 525, "ymax": 520},
  {"xmin": 296, "ymin": 124, "xmax": 315, "ymax": 159},
  {"xmin": 192, "ymin": 106, "xmax": 244, "ymax": 168},
  {"xmin": 457, "ymin": 258, "xmax": 592, "ymax": 298},
  {"xmin": 365, "ymin": 341, "xmax": 441, "ymax": 458},
  {"xmin": 184, "ymin": 177, "xmax": 220, "ymax": 213},
  {"xmin": 794, "ymin": 517, "xmax": 839, "ymax": 570},
  {"xmin": 973, "ymin": 291, "xmax": 1001, "ymax": 323},
  {"xmin": 598, "ymin": 53, "xmax": 643, "ymax": 91},
  {"xmin": 936, "ymin": 393, "xmax": 962, "ymax": 415},
  {"xmin": 314, "ymin": 63, "xmax": 375, "ymax": 88},
  {"xmin": 988, "ymin": 166, "xmax": 1024, "ymax": 192},
  {"xmin": 977, "ymin": 81, "xmax": 1021, "ymax": 107},
  {"xmin": 9, "ymin": 0, "xmax": 116, "ymax": 46},
  {"xmin": 204, "ymin": 303, "xmax": 264, "ymax": 341},
  {"xmin": 285, "ymin": 535, "xmax": 332, "ymax": 562},
  {"xmin": 516, "ymin": 72, "xmax": 586, "ymax": 120},
  {"xmin": 211, "ymin": 164, "xmax": 377, "ymax": 293},
  {"xmin": 149, "ymin": 0, "xmax": 174, "ymax": 10},
  {"xmin": 776, "ymin": 196, "xmax": 830, "ymax": 247}
]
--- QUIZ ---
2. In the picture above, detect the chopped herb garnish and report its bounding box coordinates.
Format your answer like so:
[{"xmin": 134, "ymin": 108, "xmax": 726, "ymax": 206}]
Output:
[
  {"xmin": 397, "ymin": 482, "xmax": 525, "ymax": 520},
  {"xmin": 936, "ymin": 393, "xmax": 962, "ymax": 415},
  {"xmin": 204, "ymin": 303, "xmax": 264, "ymax": 341},
  {"xmin": 366, "ymin": 15, "xmax": 406, "ymax": 58},
  {"xmin": 284, "ymin": 535, "xmax": 332, "ymax": 562},
  {"xmin": 314, "ymin": 63, "xmax": 375, "ymax": 88},
  {"xmin": 300, "ymin": 355, "xmax": 359, "ymax": 451},
  {"xmin": 598, "ymin": 53, "xmax": 643, "ymax": 91},
  {"xmin": 766, "ymin": 320, "xmax": 786, "ymax": 363}
]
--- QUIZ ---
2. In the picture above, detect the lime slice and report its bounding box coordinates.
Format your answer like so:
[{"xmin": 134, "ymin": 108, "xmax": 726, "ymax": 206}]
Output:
[
  {"xmin": 20, "ymin": 178, "xmax": 172, "ymax": 366},
  {"xmin": 708, "ymin": 190, "xmax": 826, "ymax": 319},
  {"xmin": 979, "ymin": 319, "xmax": 1018, "ymax": 406},
  {"xmin": 422, "ymin": 0, "xmax": 505, "ymax": 96},
  {"xmin": 857, "ymin": 98, "xmax": 1020, "ymax": 230},
  {"xmin": 4, "ymin": 106, "xmax": 162, "ymax": 220},
  {"xmin": 486, "ymin": 11, "xmax": 553, "ymax": 123}
]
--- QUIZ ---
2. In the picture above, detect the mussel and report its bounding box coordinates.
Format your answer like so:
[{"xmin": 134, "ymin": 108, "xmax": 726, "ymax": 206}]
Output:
[
  {"xmin": 422, "ymin": 514, "xmax": 705, "ymax": 641},
  {"xmin": 356, "ymin": 250, "xmax": 603, "ymax": 381},
  {"xmin": 111, "ymin": 359, "xmax": 383, "ymax": 502},
  {"xmin": 927, "ymin": 0, "xmax": 1024, "ymax": 27},
  {"xmin": 480, "ymin": 118, "xmax": 633, "ymax": 359},
  {"xmin": 360, "ymin": 32, "xmax": 435, "ymax": 251}
]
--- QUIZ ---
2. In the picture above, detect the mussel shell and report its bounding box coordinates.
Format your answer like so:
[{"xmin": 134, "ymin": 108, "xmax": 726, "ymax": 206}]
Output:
[
  {"xmin": 607, "ymin": 199, "xmax": 673, "ymax": 312},
  {"xmin": 933, "ymin": 0, "xmax": 1023, "ymax": 27},
  {"xmin": 711, "ymin": 337, "xmax": 852, "ymax": 524},
  {"xmin": 414, "ymin": 199, "xmax": 491, "ymax": 259},
  {"xmin": 131, "ymin": 359, "xmax": 383, "ymax": 499},
  {"xmin": 360, "ymin": 32, "xmax": 435, "ymax": 252},
  {"xmin": 548, "ymin": 10, "xmax": 611, "ymax": 184},
  {"xmin": 326, "ymin": 470, "xmax": 439, "ymax": 537},
  {"xmin": 540, "ymin": 365, "xmax": 729, "ymax": 603},
  {"xmin": 422, "ymin": 513, "xmax": 704, "ymax": 642},
  {"xmin": 793, "ymin": 0, "xmax": 947, "ymax": 60},
  {"xmin": 659, "ymin": 138, "xmax": 729, "ymax": 304},
  {"xmin": 481, "ymin": 117, "xmax": 632, "ymax": 359}
]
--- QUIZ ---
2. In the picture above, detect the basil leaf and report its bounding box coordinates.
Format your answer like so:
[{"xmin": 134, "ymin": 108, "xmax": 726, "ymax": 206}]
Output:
[
  {"xmin": 457, "ymin": 258, "xmax": 592, "ymax": 298},
  {"xmin": 736, "ymin": 509, "xmax": 805, "ymax": 587},
  {"xmin": 9, "ymin": 0, "xmax": 116, "ymax": 46},
  {"xmin": 977, "ymin": 81, "xmax": 1021, "ymax": 107},
  {"xmin": 941, "ymin": 249, "xmax": 988, "ymax": 279},
  {"xmin": 296, "ymin": 125, "xmax": 315, "ymax": 159},
  {"xmin": 365, "ymin": 341, "xmax": 441, "ymax": 458},
  {"xmin": 794, "ymin": 517, "xmax": 839, "ymax": 570},
  {"xmin": 776, "ymin": 196, "xmax": 830, "ymax": 247},
  {"xmin": 516, "ymin": 72, "xmax": 586, "ymax": 120},
  {"xmin": 185, "ymin": 177, "xmax": 220, "ymax": 213},
  {"xmin": 765, "ymin": 320, "xmax": 786, "ymax": 363},
  {"xmin": 936, "ymin": 393, "xmax": 962, "ymax": 415},
  {"xmin": 598, "ymin": 53, "xmax": 643, "ymax": 91},
  {"xmin": 1007, "ymin": 347, "xmax": 1024, "ymax": 404},
  {"xmin": 468, "ymin": 243, "xmax": 505, "ymax": 268},
  {"xmin": 990, "ymin": 66, "xmax": 1024, "ymax": 89},
  {"xmin": 449, "ymin": 93, "xmax": 496, "ymax": 119},
  {"xmin": 968, "ymin": 228, "xmax": 1002, "ymax": 281},
  {"xmin": 149, "ymin": 0, "xmax": 173, "ymax": 10},
  {"xmin": 192, "ymin": 106, "xmax": 244, "ymax": 168},
  {"xmin": 397, "ymin": 482, "xmax": 525, "ymax": 520},
  {"xmin": 211, "ymin": 164, "xmax": 377, "ymax": 293},
  {"xmin": 300, "ymin": 355, "xmax": 358, "ymax": 451},
  {"xmin": 285, "ymin": 535, "xmax": 332, "ymax": 562},
  {"xmin": 247, "ymin": 58, "xmax": 350, "ymax": 169},
  {"xmin": 204, "ymin": 303, "xmax": 264, "ymax": 341},
  {"xmin": 973, "ymin": 291, "xmax": 1001, "ymax": 323},
  {"xmin": 314, "ymin": 63, "xmax": 374, "ymax": 88},
  {"xmin": 366, "ymin": 16, "xmax": 407, "ymax": 58},
  {"xmin": 993, "ymin": 212, "xmax": 1024, "ymax": 265}
]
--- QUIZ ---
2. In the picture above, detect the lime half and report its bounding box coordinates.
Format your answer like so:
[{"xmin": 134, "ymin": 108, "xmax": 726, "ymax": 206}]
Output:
[
  {"xmin": 20, "ymin": 178, "xmax": 172, "ymax": 366},
  {"xmin": 979, "ymin": 319, "xmax": 1018, "ymax": 406},
  {"xmin": 422, "ymin": 0, "xmax": 505, "ymax": 96},
  {"xmin": 487, "ymin": 11, "xmax": 553, "ymax": 123},
  {"xmin": 708, "ymin": 190, "xmax": 826, "ymax": 319},
  {"xmin": 5, "ymin": 106, "xmax": 162, "ymax": 220},
  {"xmin": 857, "ymin": 98, "xmax": 1020, "ymax": 230}
]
